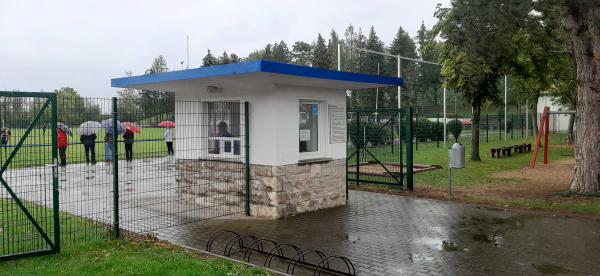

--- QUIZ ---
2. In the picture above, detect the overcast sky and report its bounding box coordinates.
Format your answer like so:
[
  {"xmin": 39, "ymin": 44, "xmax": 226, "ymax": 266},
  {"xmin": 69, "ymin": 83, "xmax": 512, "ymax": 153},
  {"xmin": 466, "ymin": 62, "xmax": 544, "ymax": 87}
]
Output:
[{"xmin": 0, "ymin": 0, "xmax": 448, "ymax": 97}]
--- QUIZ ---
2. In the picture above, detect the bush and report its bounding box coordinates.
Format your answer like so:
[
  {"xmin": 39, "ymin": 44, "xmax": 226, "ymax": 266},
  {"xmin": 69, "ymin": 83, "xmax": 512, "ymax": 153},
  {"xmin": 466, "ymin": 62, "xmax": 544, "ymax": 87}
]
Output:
[
  {"xmin": 414, "ymin": 118, "xmax": 444, "ymax": 142},
  {"xmin": 348, "ymin": 120, "xmax": 392, "ymax": 146},
  {"xmin": 447, "ymin": 119, "xmax": 463, "ymax": 142}
]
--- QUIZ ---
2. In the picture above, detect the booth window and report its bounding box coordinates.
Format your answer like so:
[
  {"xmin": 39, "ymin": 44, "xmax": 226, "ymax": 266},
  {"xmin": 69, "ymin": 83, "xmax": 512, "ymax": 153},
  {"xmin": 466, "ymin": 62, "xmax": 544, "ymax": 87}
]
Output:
[
  {"xmin": 299, "ymin": 102, "xmax": 319, "ymax": 153},
  {"xmin": 204, "ymin": 102, "xmax": 241, "ymax": 157}
]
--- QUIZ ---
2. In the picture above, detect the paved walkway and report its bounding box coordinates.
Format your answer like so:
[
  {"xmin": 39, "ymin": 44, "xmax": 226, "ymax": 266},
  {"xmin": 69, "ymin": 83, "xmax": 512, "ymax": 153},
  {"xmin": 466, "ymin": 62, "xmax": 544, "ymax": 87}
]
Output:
[
  {"xmin": 3, "ymin": 159, "xmax": 599, "ymax": 275},
  {"xmin": 156, "ymin": 191, "xmax": 600, "ymax": 276}
]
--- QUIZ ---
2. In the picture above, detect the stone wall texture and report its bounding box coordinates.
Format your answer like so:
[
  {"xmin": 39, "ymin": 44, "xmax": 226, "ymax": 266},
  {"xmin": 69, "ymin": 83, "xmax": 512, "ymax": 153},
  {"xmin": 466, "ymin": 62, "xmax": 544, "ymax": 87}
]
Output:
[{"xmin": 176, "ymin": 159, "xmax": 347, "ymax": 219}]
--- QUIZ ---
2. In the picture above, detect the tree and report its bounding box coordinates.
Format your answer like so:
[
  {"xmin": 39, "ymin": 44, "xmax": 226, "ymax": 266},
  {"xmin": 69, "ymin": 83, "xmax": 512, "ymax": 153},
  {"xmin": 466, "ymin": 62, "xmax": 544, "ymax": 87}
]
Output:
[
  {"xmin": 551, "ymin": 1, "xmax": 600, "ymax": 194},
  {"xmin": 291, "ymin": 41, "xmax": 313, "ymax": 66},
  {"xmin": 312, "ymin": 34, "xmax": 331, "ymax": 69},
  {"xmin": 55, "ymin": 87, "xmax": 86, "ymax": 125},
  {"xmin": 436, "ymin": 0, "xmax": 530, "ymax": 161},
  {"xmin": 217, "ymin": 51, "xmax": 231, "ymax": 64},
  {"xmin": 146, "ymin": 55, "xmax": 168, "ymax": 74},
  {"xmin": 202, "ymin": 49, "xmax": 218, "ymax": 67},
  {"xmin": 355, "ymin": 27, "xmax": 385, "ymax": 108},
  {"xmin": 263, "ymin": 44, "xmax": 273, "ymax": 61},
  {"xmin": 389, "ymin": 26, "xmax": 419, "ymax": 106},
  {"xmin": 272, "ymin": 40, "xmax": 292, "ymax": 63},
  {"xmin": 230, "ymin": 53, "xmax": 241, "ymax": 63},
  {"xmin": 140, "ymin": 55, "xmax": 174, "ymax": 123},
  {"xmin": 327, "ymin": 29, "xmax": 340, "ymax": 69},
  {"xmin": 117, "ymin": 71, "xmax": 141, "ymax": 122}
]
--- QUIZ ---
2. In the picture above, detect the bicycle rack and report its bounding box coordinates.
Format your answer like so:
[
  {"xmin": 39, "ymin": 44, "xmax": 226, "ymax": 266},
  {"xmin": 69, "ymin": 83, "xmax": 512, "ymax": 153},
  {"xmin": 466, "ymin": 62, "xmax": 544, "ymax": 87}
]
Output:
[{"xmin": 205, "ymin": 230, "xmax": 356, "ymax": 276}]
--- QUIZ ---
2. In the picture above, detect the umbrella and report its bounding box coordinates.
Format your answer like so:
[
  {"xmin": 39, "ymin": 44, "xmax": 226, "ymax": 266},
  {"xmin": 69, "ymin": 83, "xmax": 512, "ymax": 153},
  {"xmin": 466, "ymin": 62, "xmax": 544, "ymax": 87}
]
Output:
[
  {"xmin": 79, "ymin": 121, "xmax": 102, "ymax": 136},
  {"xmin": 158, "ymin": 121, "xmax": 176, "ymax": 128},
  {"xmin": 122, "ymin": 122, "xmax": 141, "ymax": 134},
  {"xmin": 100, "ymin": 119, "xmax": 125, "ymax": 134},
  {"xmin": 57, "ymin": 122, "xmax": 73, "ymax": 136}
]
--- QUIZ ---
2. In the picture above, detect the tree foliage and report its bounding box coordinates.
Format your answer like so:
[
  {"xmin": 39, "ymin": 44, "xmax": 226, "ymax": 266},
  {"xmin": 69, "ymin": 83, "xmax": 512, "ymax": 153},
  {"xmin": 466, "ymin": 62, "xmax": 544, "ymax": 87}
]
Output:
[
  {"xmin": 312, "ymin": 34, "xmax": 331, "ymax": 69},
  {"xmin": 436, "ymin": 0, "xmax": 531, "ymax": 161}
]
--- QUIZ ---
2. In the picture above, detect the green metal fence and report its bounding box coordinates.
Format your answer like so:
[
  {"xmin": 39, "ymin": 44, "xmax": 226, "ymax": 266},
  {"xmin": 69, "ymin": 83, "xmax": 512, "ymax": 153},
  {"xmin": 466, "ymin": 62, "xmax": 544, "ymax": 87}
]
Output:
[
  {"xmin": 0, "ymin": 92, "xmax": 59, "ymax": 260},
  {"xmin": 346, "ymin": 107, "xmax": 414, "ymax": 190},
  {"xmin": 0, "ymin": 93, "xmax": 251, "ymax": 260}
]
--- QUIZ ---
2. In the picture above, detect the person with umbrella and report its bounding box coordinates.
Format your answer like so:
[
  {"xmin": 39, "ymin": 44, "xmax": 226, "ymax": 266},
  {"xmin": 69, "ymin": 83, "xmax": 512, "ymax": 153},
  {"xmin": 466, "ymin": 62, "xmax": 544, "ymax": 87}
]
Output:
[
  {"xmin": 58, "ymin": 128, "xmax": 69, "ymax": 166},
  {"xmin": 56, "ymin": 123, "xmax": 72, "ymax": 166},
  {"xmin": 122, "ymin": 122, "xmax": 140, "ymax": 162},
  {"xmin": 159, "ymin": 121, "xmax": 175, "ymax": 156},
  {"xmin": 100, "ymin": 119, "xmax": 124, "ymax": 163},
  {"xmin": 79, "ymin": 121, "xmax": 101, "ymax": 165}
]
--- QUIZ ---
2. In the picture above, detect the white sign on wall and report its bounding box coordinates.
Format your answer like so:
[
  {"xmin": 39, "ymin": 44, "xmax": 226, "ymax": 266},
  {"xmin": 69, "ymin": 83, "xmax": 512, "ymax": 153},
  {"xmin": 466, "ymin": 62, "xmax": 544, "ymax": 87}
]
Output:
[
  {"xmin": 299, "ymin": 129, "xmax": 311, "ymax": 141},
  {"xmin": 329, "ymin": 105, "xmax": 346, "ymax": 143}
]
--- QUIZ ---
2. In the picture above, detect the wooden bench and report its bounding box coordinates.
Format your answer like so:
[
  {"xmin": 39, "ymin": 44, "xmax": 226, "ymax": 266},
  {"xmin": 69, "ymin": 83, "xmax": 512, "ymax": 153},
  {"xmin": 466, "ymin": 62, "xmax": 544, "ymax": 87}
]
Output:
[{"xmin": 491, "ymin": 143, "xmax": 531, "ymax": 158}]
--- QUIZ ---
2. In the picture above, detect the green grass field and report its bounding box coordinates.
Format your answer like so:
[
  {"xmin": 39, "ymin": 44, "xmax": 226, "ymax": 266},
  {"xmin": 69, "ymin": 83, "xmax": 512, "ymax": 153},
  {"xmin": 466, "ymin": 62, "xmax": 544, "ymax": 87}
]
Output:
[
  {"xmin": 0, "ymin": 200, "xmax": 267, "ymax": 276},
  {"xmin": 349, "ymin": 133, "xmax": 571, "ymax": 188}
]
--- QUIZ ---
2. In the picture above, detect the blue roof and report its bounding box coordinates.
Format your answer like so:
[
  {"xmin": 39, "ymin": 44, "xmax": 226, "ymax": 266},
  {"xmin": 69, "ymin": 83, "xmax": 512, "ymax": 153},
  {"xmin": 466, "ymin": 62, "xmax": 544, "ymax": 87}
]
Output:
[{"xmin": 111, "ymin": 60, "xmax": 403, "ymax": 89}]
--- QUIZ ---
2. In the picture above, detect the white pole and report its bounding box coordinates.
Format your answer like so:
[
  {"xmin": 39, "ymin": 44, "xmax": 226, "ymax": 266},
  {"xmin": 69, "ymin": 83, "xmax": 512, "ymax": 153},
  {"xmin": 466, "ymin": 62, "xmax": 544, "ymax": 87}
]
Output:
[
  {"xmin": 504, "ymin": 75, "xmax": 508, "ymax": 141},
  {"xmin": 186, "ymin": 35, "xmax": 190, "ymax": 69},
  {"xmin": 337, "ymin": 42, "xmax": 341, "ymax": 71},
  {"xmin": 397, "ymin": 55, "xmax": 401, "ymax": 109},
  {"xmin": 443, "ymin": 84, "xmax": 447, "ymax": 148}
]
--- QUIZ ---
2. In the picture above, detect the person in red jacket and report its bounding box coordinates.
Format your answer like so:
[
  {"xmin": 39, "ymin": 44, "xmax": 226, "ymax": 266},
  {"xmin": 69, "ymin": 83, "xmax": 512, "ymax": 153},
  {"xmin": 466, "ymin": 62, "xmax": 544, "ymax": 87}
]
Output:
[{"xmin": 58, "ymin": 129, "xmax": 68, "ymax": 166}]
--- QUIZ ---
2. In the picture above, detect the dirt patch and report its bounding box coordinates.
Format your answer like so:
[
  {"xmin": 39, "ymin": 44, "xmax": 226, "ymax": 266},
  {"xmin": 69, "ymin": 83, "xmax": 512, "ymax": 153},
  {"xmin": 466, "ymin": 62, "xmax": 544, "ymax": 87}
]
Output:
[{"xmin": 479, "ymin": 159, "xmax": 574, "ymax": 200}]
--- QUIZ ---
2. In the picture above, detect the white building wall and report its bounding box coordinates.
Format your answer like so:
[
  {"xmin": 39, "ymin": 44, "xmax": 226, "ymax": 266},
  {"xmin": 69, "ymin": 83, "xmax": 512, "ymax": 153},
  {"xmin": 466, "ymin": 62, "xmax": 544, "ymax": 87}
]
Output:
[
  {"xmin": 537, "ymin": 96, "xmax": 572, "ymax": 132},
  {"xmin": 174, "ymin": 83, "xmax": 346, "ymax": 166}
]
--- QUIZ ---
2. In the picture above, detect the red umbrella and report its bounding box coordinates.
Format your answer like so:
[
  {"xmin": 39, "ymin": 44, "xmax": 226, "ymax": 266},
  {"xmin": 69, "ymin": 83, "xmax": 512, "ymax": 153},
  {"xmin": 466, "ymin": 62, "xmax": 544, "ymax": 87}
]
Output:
[
  {"xmin": 158, "ymin": 121, "xmax": 176, "ymax": 128},
  {"xmin": 122, "ymin": 122, "xmax": 141, "ymax": 133}
]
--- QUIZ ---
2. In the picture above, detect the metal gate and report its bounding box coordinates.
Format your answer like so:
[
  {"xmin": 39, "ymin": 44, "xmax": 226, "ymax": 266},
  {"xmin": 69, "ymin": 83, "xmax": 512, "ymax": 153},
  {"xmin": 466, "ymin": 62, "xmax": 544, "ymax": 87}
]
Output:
[
  {"xmin": 0, "ymin": 92, "xmax": 59, "ymax": 260},
  {"xmin": 347, "ymin": 107, "xmax": 413, "ymax": 190}
]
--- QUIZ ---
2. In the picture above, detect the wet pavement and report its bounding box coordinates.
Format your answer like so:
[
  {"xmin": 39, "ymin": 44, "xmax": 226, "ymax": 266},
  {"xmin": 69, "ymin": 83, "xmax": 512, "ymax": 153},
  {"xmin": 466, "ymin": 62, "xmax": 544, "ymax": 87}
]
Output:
[
  {"xmin": 155, "ymin": 191, "xmax": 600, "ymax": 276},
  {"xmin": 4, "ymin": 159, "xmax": 600, "ymax": 275}
]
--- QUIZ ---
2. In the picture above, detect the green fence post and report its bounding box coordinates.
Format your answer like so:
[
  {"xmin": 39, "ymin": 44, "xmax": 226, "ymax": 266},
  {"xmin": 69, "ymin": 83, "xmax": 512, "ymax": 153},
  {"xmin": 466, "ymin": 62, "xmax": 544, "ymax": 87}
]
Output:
[
  {"xmin": 486, "ymin": 114, "xmax": 489, "ymax": 143},
  {"xmin": 498, "ymin": 115, "xmax": 502, "ymax": 140},
  {"xmin": 436, "ymin": 113, "xmax": 440, "ymax": 148},
  {"xmin": 244, "ymin": 102, "xmax": 251, "ymax": 216},
  {"xmin": 399, "ymin": 110, "xmax": 403, "ymax": 187},
  {"xmin": 356, "ymin": 111, "xmax": 360, "ymax": 186},
  {"xmin": 521, "ymin": 114, "xmax": 524, "ymax": 138},
  {"xmin": 511, "ymin": 114, "xmax": 514, "ymax": 139},
  {"xmin": 50, "ymin": 93, "xmax": 60, "ymax": 253},
  {"xmin": 405, "ymin": 108, "xmax": 414, "ymax": 191},
  {"xmin": 112, "ymin": 97, "xmax": 120, "ymax": 239},
  {"xmin": 414, "ymin": 112, "xmax": 419, "ymax": 151}
]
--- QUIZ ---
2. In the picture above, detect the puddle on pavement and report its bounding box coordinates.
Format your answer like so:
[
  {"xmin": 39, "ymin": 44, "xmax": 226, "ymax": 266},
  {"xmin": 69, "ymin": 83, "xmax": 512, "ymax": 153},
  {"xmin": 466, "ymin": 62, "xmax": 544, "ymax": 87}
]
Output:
[
  {"xmin": 471, "ymin": 233, "xmax": 503, "ymax": 247},
  {"xmin": 441, "ymin": 240, "xmax": 459, "ymax": 251},
  {"xmin": 532, "ymin": 263, "xmax": 573, "ymax": 275}
]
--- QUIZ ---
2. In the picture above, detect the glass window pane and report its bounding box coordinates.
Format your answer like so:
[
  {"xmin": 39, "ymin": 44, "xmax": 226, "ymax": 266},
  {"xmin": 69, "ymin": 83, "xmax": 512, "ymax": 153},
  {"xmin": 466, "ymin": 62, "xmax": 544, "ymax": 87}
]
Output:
[{"xmin": 299, "ymin": 103, "xmax": 318, "ymax": 153}]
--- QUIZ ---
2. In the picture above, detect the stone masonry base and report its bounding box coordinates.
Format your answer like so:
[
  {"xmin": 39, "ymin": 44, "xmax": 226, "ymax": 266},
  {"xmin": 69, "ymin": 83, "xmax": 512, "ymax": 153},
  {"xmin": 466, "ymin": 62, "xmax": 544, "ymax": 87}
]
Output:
[{"xmin": 176, "ymin": 159, "xmax": 346, "ymax": 219}]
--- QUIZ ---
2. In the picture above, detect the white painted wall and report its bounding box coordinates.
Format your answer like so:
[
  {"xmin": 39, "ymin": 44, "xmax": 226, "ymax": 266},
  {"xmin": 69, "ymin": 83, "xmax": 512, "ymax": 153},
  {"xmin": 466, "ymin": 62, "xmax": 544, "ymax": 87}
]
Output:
[
  {"xmin": 537, "ymin": 96, "xmax": 572, "ymax": 132},
  {"xmin": 174, "ymin": 83, "xmax": 347, "ymax": 166}
]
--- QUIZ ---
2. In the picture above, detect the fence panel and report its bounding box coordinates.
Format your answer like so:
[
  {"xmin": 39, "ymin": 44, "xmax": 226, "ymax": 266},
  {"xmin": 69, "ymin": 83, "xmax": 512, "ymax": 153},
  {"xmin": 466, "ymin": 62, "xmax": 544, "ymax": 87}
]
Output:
[{"xmin": 0, "ymin": 93, "xmax": 59, "ymax": 260}]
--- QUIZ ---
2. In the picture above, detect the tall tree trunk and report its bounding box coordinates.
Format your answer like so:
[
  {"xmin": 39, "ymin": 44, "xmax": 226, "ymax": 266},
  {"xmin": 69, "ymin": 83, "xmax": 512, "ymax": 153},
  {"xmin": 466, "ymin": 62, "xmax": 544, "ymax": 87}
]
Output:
[
  {"xmin": 471, "ymin": 104, "xmax": 482, "ymax": 161},
  {"xmin": 562, "ymin": 4, "xmax": 600, "ymax": 194}
]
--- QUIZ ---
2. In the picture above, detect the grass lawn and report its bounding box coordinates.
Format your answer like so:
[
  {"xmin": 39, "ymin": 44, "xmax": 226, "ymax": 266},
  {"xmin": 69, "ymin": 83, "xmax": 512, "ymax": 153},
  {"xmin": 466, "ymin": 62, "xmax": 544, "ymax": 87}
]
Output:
[
  {"xmin": 0, "ymin": 200, "xmax": 267, "ymax": 276},
  {"xmin": 0, "ymin": 238, "xmax": 269, "ymax": 276},
  {"xmin": 349, "ymin": 134, "xmax": 600, "ymax": 216}
]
